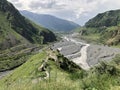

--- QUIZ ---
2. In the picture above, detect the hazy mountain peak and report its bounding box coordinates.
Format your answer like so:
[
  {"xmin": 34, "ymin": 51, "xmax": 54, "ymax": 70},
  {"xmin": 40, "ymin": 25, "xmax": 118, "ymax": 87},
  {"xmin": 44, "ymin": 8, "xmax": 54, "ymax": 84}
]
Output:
[{"xmin": 20, "ymin": 10, "xmax": 80, "ymax": 32}]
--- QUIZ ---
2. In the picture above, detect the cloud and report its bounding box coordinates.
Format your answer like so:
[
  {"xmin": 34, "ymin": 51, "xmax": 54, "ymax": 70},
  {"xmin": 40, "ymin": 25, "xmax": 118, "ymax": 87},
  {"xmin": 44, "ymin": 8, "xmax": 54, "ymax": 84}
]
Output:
[
  {"xmin": 29, "ymin": 1, "xmax": 55, "ymax": 9},
  {"xmin": 9, "ymin": 0, "xmax": 19, "ymax": 3},
  {"xmin": 7, "ymin": 0, "xmax": 120, "ymax": 25},
  {"xmin": 29, "ymin": 0, "xmax": 66, "ymax": 10}
]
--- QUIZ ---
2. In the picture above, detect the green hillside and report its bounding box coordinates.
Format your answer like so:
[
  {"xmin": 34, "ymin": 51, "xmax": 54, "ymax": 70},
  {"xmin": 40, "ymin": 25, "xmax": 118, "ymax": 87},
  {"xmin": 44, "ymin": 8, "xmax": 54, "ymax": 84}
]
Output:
[
  {"xmin": 0, "ymin": 0, "xmax": 56, "ymax": 71},
  {"xmin": 85, "ymin": 10, "xmax": 120, "ymax": 27},
  {"xmin": 0, "ymin": 0, "xmax": 56, "ymax": 50},
  {"xmin": 0, "ymin": 49, "xmax": 120, "ymax": 90},
  {"xmin": 77, "ymin": 10, "xmax": 120, "ymax": 46}
]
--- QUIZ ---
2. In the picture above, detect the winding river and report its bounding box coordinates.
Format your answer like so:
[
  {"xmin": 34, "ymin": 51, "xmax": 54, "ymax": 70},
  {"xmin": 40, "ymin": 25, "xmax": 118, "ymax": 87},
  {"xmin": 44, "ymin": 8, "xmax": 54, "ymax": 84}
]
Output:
[{"xmin": 64, "ymin": 36, "xmax": 90, "ymax": 70}]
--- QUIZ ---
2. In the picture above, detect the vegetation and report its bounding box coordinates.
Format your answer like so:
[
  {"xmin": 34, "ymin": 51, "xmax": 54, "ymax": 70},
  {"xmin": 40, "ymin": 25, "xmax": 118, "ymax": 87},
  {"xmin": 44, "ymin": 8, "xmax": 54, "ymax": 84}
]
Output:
[
  {"xmin": 0, "ymin": 1, "xmax": 120, "ymax": 90},
  {"xmin": 85, "ymin": 10, "xmax": 120, "ymax": 27},
  {"xmin": 0, "ymin": 0, "xmax": 56, "ymax": 50},
  {"xmin": 76, "ymin": 10, "xmax": 120, "ymax": 46},
  {"xmin": 0, "ymin": 52, "xmax": 29, "ymax": 71},
  {"xmin": 0, "ymin": 0, "xmax": 56, "ymax": 71},
  {"xmin": 0, "ymin": 49, "xmax": 120, "ymax": 90}
]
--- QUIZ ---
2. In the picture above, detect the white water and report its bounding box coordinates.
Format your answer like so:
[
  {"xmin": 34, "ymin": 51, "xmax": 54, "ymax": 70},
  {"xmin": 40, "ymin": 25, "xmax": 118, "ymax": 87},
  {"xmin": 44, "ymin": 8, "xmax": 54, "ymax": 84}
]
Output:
[{"xmin": 63, "ymin": 36, "xmax": 90, "ymax": 70}]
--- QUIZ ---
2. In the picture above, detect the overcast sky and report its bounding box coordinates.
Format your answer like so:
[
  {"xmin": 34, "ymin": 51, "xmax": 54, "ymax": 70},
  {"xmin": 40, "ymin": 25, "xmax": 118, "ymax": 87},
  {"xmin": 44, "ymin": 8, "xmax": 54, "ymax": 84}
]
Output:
[{"xmin": 8, "ymin": 0, "xmax": 120, "ymax": 25}]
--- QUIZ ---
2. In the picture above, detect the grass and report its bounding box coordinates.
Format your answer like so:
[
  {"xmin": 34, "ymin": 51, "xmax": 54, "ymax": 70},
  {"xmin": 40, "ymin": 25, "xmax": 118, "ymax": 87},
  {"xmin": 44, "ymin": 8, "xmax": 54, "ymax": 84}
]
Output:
[
  {"xmin": 76, "ymin": 26, "xmax": 120, "ymax": 46},
  {"xmin": 0, "ymin": 50, "xmax": 120, "ymax": 90},
  {"xmin": 0, "ymin": 51, "xmax": 81, "ymax": 90},
  {"xmin": 112, "ymin": 44, "xmax": 120, "ymax": 48},
  {"xmin": 77, "ymin": 34, "xmax": 101, "ymax": 44}
]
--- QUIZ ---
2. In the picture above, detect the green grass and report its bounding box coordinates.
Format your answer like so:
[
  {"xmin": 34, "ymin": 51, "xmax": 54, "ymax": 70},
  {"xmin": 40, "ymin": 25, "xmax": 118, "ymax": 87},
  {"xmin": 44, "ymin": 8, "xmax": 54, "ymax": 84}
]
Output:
[
  {"xmin": 0, "ymin": 51, "xmax": 81, "ymax": 90},
  {"xmin": 77, "ymin": 34, "xmax": 100, "ymax": 44},
  {"xmin": 0, "ymin": 50, "xmax": 120, "ymax": 90},
  {"xmin": 76, "ymin": 26, "xmax": 120, "ymax": 46}
]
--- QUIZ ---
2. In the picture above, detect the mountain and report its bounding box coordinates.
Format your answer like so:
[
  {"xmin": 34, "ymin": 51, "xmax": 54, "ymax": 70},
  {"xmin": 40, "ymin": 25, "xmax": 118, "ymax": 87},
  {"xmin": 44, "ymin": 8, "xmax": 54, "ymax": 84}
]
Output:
[
  {"xmin": 85, "ymin": 10, "xmax": 120, "ymax": 27},
  {"xmin": 0, "ymin": 0, "xmax": 56, "ymax": 71},
  {"xmin": 20, "ymin": 10, "xmax": 80, "ymax": 32},
  {"xmin": 78, "ymin": 10, "xmax": 120, "ymax": 46},
  {"xmin": 0, "ymin": 0, "xmax": 56, "ymax": 50}
]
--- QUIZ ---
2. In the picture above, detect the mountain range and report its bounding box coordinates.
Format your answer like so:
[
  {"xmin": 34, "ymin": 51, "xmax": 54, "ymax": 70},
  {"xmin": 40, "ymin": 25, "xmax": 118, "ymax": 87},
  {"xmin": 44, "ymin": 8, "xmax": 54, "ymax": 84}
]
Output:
[{"xmin": 20, "ymin": 10, "xmax": 80, "ymax": 32}]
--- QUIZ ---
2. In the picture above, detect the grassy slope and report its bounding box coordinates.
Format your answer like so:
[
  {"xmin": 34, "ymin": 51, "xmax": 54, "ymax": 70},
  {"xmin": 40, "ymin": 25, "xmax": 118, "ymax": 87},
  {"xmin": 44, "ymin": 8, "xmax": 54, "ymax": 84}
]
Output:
[
  {"xmin": 0, "ymin": 11, "xmax": 30, "ymax": 49},
  {"xmin": 0, "ymin": 50, "xmax": 120, "ymax": 90},
  {"xmin": 75, "ymin": 27, "xmax": 101, "ymax": 44},
  {"xmin": 0, "ymin": 0, "xmax": 56, "ymax": 50},
  {"xmin": 76, "ymin": 10, "xmax": 120, "ymax": 46},
  {"xmin": 0, "ymin": 0, "xmax": 56, "ymax": 71},
  {"xmin": 0, "ymin": 51, "xmax": 81, "ymax": 90},
  {"xmin": 76, "ymin": 26, "xmax": 120, "ymax": 46}
]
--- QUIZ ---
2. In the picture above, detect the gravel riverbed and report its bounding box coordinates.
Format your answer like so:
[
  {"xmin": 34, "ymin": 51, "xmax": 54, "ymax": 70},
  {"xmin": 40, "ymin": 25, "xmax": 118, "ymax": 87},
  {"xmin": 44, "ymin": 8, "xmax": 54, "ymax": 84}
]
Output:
[{"xmin": 52, "ymin": 35, "xmax": 120, "ymax": 70}]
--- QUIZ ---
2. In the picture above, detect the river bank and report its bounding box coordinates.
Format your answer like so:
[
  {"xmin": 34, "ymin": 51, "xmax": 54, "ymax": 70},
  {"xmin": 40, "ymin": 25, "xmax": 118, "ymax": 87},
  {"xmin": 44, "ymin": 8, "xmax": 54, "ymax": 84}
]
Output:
[{"xmin": 52, "ymin": 34, "xmax": 120, "ymax": 70}]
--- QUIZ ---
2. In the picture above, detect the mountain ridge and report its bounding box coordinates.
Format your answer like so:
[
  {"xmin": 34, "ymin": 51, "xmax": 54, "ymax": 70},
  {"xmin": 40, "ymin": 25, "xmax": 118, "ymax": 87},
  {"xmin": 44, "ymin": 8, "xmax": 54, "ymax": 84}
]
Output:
[
  {"xmin": 77, "ymin": 9, "xmax": 120, "ymax": 46},
  {"xmin": 0, "ymin": 0, "xmax": 56, "ymax": 71},
  {"xmin": 20, "ymin": 10, "xmax": 80, "ymax": 32},
  {"xmin": 0, "ymin": 0, "xmax": 56, "ymax": 50},
  {"xmin": 85, "ymin": 9, "xmax": 120, "ymax": 27}
]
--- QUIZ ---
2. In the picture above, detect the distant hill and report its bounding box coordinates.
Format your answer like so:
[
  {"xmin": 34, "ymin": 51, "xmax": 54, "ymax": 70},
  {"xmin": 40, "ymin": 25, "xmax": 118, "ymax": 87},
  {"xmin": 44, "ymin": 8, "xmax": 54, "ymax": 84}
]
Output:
[
  {"xmin": 0, "ymin": 0, "xmax": 56, "ymax": 50},
  {"xmin": 20, "ymin": 10, "xmax": 80, "ymax": 32},
  {"xmin": 78, "ymin": 10, "xmax": 120, "ymax": 46}
]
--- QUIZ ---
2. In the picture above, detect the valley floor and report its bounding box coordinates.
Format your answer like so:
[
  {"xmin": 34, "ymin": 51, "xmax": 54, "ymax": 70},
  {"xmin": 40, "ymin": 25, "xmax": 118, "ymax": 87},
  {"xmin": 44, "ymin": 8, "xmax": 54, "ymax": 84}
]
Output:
[
  {"xmin": 52, "ymin": 34, "xmax": 120, "ymax": 70},
  {"xmin": 0, "ymin": 33, "xmax": 120, "ymax": 90}
]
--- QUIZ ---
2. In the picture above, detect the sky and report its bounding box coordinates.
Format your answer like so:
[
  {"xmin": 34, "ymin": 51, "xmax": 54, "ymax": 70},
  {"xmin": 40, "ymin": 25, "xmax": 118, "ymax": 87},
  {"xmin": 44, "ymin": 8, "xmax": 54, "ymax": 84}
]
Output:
[{"xmin": 8, "ymin": 0, "xmax": 120, "ymax": 25}]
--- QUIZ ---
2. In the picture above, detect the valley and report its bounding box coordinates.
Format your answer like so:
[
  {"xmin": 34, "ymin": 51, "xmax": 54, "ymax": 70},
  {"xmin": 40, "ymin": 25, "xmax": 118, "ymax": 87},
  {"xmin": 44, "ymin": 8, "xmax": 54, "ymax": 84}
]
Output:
[
  {"xmin": 0, "ymin": 33, "xmax": 120, "ymax": 90},
  {"xmin": 0, "ymin": 0, "xmax": 120, "ymax": 90},
  {"xmin": 52, "ymin": 33, "xmax": 120, "ymax": 70}
]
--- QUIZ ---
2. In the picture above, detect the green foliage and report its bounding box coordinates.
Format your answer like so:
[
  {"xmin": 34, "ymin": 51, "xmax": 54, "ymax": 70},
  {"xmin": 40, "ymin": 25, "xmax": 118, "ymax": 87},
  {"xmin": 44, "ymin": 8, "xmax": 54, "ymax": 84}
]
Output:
[
  {"xmin": 57, "ymin": 53, "xmax": 80, "ymax": 72},
  {"xmin": 0, "ymin": 0, "xmax": 56, "ymax": 50},
  {"xmin": 78, "ymin": 10, "xmax": 120, "ymax": 46},
  {"xmin": 0, "ymin": 0, "xmax": 56, "ymax": 72},
  {"xmin": 0, "ymin": 53, "xmax": 30, "ymax": 71},
  {"xmin": 77, "ymin": 25, "xmax": 120, "ymax": 45},
  {"xmin": 85, "ymin": 10, "xmax": 120, "ymax": 27},
  {"xmin": 94, "ymin": 62, "xmax": 119, "ymax": 76},
  {"xmin": 0, "ymin": 51, "xmax": 120, "ymax": 90},
  {"xmin": 113, "ymin": 55, "xmax": 120, "ymax": 65}
]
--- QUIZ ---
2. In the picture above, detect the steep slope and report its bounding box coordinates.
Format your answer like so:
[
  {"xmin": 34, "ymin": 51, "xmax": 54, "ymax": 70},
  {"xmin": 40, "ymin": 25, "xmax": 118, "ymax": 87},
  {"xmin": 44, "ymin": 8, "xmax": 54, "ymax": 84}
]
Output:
[
  {"xmin": 20, "ymin": 10, "xmax": 80, "ymax": 32},
  {"xmin": 0, "ymin": 0, "xmax": 56, "ymax": 50},
  {"xmin": 78, "ymin": 10, "xmax": 120, "ymax": 46},
  {"xmin": 85, "ymin": 10, "xmax": 120, "ymax": 27},
  {"xmin": 0, "ymin": 0, "xmax": 56, "ymax": 71},
  {"xmin": 0, "ymin": 49, "xmax": 120, "ymax": 90}
]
